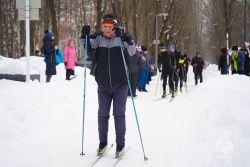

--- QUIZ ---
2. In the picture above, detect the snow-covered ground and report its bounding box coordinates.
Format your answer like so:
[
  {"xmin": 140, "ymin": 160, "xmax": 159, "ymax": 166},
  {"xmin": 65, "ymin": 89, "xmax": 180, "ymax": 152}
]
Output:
[{"xmin": 1, "ymin": 56, "xmax": 250, "ymax": 167}]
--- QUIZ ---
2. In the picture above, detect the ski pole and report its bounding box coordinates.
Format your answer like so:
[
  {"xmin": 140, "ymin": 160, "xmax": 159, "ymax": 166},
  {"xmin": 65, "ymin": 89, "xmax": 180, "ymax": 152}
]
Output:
[
  {"xmin": 154, "ymin": 71, "xmax": 161, "ymax": 95},
  {"xmin": 80, "ymin": 28, "xmax": 88, "ymax": 156},
  {"xmin": 118, "ymin": 37, "xmax": 148, "ymax": 161}
]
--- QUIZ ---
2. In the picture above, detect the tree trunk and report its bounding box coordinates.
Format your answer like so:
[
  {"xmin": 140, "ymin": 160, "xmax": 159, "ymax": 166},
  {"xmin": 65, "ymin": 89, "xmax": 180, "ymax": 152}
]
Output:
[{"xmin": 49, "ymin": 0, "xmax": 59, "ymax": 45}]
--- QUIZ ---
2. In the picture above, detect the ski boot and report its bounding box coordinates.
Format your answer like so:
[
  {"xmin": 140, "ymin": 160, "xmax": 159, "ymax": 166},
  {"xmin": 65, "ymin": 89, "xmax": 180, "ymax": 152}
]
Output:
[
  {"xmin": 162, "ymin": 91, "xmax": 166, "ymax": 98},
  {"xmin": 180, "ymin": 87, "xmax": 182, "ymax": 93},
  {"xmin": 97, "ymin": 142, "xmax": 107, "ymax": 156},
  {"xmin": 115, "ymin": 144, "xmax": 125, "ymax": 158}
]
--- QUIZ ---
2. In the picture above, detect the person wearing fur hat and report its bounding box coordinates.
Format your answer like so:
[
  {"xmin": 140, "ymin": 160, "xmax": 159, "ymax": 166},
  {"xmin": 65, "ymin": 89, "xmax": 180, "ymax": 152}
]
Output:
[
  {"xmin": 138, "ymin": 45, "xmax": 151, "ymax": 92},
  {"xmin": 63, "ymin": 37, "xmax": 78, "ymax": 80},
  {"xmin": 43, "ymin": 30, "xmax": 58, "ymax": 82},
  {"xmin": 157, "ymin": 42, "xmax": 175, "ymax": 98},
  {"xmin": 219, "ymin": 48, "xmax": 228, "ymax": 75},
  {"xmin": 243, "ymin": 49, "xmax": 250, "ymax": 76},
  {"xmin": 230, "ymin": 46, "xmax": 245, "ymax": 74},
  {"xmin": 80, "ymin": 13, "xmax": 135, "ymax": 157}
]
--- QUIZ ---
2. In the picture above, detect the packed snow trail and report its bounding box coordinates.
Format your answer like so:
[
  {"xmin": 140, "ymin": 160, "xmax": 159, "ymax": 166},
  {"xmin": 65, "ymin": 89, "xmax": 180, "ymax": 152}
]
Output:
[{"xmin": 1, "ymin": 56, "xmax": 250, "ymax": 167}]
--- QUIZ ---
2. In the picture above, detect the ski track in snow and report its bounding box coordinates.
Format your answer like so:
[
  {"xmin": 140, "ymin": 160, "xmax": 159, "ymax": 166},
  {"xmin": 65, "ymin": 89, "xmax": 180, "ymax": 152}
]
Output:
[{"xmin": 0, "ymin": 56, "xmax": 250, "ymax": 167}]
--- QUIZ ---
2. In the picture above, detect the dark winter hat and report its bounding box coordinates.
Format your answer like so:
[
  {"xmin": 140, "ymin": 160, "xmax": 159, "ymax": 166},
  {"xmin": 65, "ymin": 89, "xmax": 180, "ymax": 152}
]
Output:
[
  {"xmin": 141, "ymin": 46, "xmax": 148, "ymax": 52},
  {"xmin": 221, "ymin": 48, "xmax": 227, "ymax": 54},
  {"xmin": 45, "ymin": 30, "xmax": 54, "ymax": 38},
  {"xmin": 196, "ymin": 51, "xmax": 201, "ymax": 55},
  {"xmin": 102, "ymin": 13, "xmax": 117, "ymax": 25},
  {"xmin": 159, "ymin": 42, "xmax": 166, "ymax": 49},
  {"xmin": 184, "ymin": 54, "xmax": 187, "ymax": 58},
  {"xmin": 232, "ymin": 46, "xmax": 238, "ymax": 51}
]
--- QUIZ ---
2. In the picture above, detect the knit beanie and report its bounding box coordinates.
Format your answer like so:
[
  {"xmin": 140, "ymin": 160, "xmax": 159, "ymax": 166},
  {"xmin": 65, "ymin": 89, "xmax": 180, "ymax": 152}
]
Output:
[
  {"xmin": 170, "ymin": 45, "xmax": 175, "ymax": 50},
  {"xmin": 136, "ymin": 44, "xmax": 141, "ymax": 51},
  {"xmin": 45, "ymin": 30, "xmax": 54, "ymax": 38},
  {"xmin": 102, "ymin": 13, "xmax": 117, "ymax": 25},
  {"xmin": 141, "ymin": 46, "xmax": 148, "ymax": 52},
  {"xmin": 159, "ymin": 42, "xmax": 166, "ymax": 49}
]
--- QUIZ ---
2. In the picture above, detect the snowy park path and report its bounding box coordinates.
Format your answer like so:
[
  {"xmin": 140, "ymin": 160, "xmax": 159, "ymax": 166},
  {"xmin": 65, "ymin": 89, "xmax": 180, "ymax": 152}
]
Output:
[{"xmin": 1, "ymin": 56, "xmax": 250, "ymax": 167}]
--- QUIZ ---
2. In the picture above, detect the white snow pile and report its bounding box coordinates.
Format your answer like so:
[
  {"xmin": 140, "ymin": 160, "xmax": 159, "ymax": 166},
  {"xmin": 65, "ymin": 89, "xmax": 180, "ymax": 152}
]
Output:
[{"xmin": 0, "ymin": 56, "xmax": 250, "ymax": 167}]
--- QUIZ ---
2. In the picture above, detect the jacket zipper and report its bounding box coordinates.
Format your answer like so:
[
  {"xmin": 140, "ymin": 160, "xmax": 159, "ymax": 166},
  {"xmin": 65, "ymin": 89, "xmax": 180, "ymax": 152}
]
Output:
[{"xmin": 108, "ymin": 38, "xmax": 112, "ymax": 87}]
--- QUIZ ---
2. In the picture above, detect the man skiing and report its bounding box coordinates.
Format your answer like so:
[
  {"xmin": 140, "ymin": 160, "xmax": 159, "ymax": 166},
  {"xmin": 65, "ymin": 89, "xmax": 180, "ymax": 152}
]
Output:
[
  {"xmin": 157, "ymin": 43, "xmax": 175, "ymax": 99},
  {"xmin": 80, "ymin": 13, "xmax": 136, "ymax": 157}
]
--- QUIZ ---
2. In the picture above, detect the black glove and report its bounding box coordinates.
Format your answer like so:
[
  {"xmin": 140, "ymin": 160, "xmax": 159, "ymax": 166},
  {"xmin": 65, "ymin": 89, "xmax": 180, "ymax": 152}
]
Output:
[
  {"xmin": 112, "ymin": 24, "xmax": 124, "ymax": 38},
  {"xmin": 64, "ymin": 62, "xmax": 67, "ymax": 66},
  {"xmin": 90, "ymin": 31, "xmax": 103, "ymax": 39},
  {"xmin": 158, "ymin": 68, "xmax": 162, "ymax": 73},
  {"xmin": 81, "ymin": 25, "xmax": 90, "ymax": 39},
  {"xmin": 122, "ymin": 32, "xmax": 134, "ymax": 45},
  {"xmin": 235, "ymin": 58, "xmax": 238, "ymax": 62}
]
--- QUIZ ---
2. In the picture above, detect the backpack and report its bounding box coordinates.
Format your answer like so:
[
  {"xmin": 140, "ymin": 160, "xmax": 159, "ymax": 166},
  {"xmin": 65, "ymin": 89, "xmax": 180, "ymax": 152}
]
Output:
[{"xmin": 41, "ymin": 45, "xmax": 46, "ymax": 54}]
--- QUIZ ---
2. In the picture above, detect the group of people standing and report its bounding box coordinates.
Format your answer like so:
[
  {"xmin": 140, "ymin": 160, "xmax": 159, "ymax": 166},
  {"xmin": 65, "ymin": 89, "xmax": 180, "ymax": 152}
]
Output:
[
  {"xmin": 218, "ymin": 46, "xmax": 250, "ymax": 76},
  {"xmin": 36, "ymin": 30, "xmax": 78, "ymax": 82}
]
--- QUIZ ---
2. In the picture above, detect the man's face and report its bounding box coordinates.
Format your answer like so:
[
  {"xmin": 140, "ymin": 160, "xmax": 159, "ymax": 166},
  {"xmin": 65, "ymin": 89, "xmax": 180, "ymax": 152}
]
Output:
[
  {"xmin": 232, "ymin": 50, "xmax": 237, "ymax": 54},
  {"xmin": 170, "ymin": 48, "xmax": 175, "ymax": 53},
  {"xmin": 102, "ymin": 24, "xmax": 115, "ymax": 37},
  {"xmin": 244, "ymin": 51, "xmax": 248, "ymax": 55},
  {"xmin": 160, "ymin": 49, "xmax": 166, "ymax": 52},
  {"xmin": 143, "ymin": 51, "xmax": 148, "ymax": 55},
  {"xmin": 197, "ymin": 54, "xmax": 201, "ymax": 58}
]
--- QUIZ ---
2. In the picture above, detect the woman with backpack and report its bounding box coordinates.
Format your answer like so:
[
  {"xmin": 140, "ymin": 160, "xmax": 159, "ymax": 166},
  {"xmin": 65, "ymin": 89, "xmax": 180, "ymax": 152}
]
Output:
[{"xmin": 63, "ymin": 37, "xmax": 78, "ymax": 80}]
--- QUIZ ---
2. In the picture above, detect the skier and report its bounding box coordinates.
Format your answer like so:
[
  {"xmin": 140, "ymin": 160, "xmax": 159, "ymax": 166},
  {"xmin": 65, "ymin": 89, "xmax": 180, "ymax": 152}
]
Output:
[
  {"xmin": 178, "ymin": 54, "xmax": 185, "ymax": 92},
  {"xmin": 63, "ymin": 37, "xmax": 78, "ymax": 80},
  {"xmin": 128, "ymin": 44, "xmax": 145, "ymax": 97},
  {"xmin": 157, "ymin": 42, "xmax": 175, "ymax": 99},
  {"xmin": 191, "ymin": 52, "xmax": 204, "ymax": 85},
  {"xmin": 218, "ymin": 48, "xmax": 227, "ymax": 75},
  {"xmin": 138, "ymin": 46, "xmax": 151, "ymax": 92},
  {"xmin": 80, "ymin": 13, "xmax": 135, "ymax": 157},
  {"xmin": 183, "ymin": 54, "xmax": 190, "ymax": 84}
]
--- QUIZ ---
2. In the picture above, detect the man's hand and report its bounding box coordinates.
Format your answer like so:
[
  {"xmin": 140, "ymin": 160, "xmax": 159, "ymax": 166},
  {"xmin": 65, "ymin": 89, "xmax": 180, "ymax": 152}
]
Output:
[{"xmin": 81, "ymin": 25, "xmax": 90, "ymax": 38}]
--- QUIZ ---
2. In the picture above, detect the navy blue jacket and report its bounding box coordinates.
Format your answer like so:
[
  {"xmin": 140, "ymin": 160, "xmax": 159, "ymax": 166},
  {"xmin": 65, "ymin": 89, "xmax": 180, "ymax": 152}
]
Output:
[{"xmin": 43, "ymin": 35, "xmax": 56, "ymax": 75}]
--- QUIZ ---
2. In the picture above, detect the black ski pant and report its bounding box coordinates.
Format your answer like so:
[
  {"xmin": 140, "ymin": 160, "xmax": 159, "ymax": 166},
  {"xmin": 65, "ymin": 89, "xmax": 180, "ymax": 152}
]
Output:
[
  {"xmin": 128, "ymin": 72, "xmax": 139, "ymax": 96},
  {"xmin": 163, "ymin": 69, "xmax": 174, "ymax": 93},
  {"xmin": 174, "ymin": 69, "xmax": 179, "ymax": 90},
  {"xmin": 244, "ymin": 68, "xmax": 250, "ymax": 76},
  {"xmin": 66, "ymin": 69, "xmax": 74, "ymax": 80},
  {"xmin": 179, "ymin": 70, "xmax": 184, "ymax": 89},
  {"xmin": 195, "ymin": 71, "xmax": 203, "ymax": 85}
]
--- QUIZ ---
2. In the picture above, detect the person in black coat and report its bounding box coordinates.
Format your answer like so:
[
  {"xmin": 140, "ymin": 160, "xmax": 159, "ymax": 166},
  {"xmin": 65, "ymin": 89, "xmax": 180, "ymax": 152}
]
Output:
[
  {"xmin": 218, "ymin": 48, "xmax": 227, "ymax": 75},
  {"xmin": 191, "ymin": 52, "xmax": 204, "ymax": 85},
  {"xmin": 43, "ymin": 30, "xmax": 57, "ymax": 82},
  {"xmin": 244, "ymin": 49, "xmax": 250, "ymax": 76}
]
